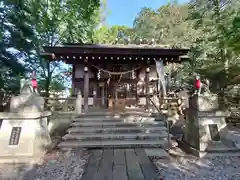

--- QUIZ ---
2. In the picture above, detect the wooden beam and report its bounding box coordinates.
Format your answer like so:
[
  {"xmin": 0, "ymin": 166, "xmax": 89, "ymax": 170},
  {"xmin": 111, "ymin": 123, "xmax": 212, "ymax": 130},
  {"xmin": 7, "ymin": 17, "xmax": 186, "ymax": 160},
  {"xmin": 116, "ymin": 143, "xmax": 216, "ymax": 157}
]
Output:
[
  {"xmin": 43, "ymin": 46, "xmax": 189, "ymax": 57},
  {"xmin": 56, "ymin": 56, "xmax": 183, "ymax": 65}
]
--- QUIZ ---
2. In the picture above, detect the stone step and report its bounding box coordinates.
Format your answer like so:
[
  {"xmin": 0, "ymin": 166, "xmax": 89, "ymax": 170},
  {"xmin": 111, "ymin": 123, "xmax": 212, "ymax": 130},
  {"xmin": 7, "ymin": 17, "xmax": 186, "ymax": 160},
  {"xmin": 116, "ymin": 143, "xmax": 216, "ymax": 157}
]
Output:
[
  {"xmin": 58, "ymin": 139, "xmax": 164, "ymax": 148},
  {"xmin": 73, "ymin": 117, "xmax": 161, "ymax": 123},
  {"xmin": 63, "ymin": 133, "xmax": 168, "ymax": 140},
  {"xmin": 75, "ymin": 113, "xmax": 156, "ymax": 119},
  {"xmin": 71, "ymin": 121, "xmax": 165, "ymax": 127},
  {"xmin": 73, "ymin": 118, "xmax": 123, "ymax": 123},
  {"xmin": 120, "ymin": 112, "xmax": 152, "ymax": 117},
  {"xmin": 67, "ymin": 126, "xmax": 167, "ymax": 133},
  {"xmin": 77, "ymin": 112, "xmax": 115, "ymax": 117}
]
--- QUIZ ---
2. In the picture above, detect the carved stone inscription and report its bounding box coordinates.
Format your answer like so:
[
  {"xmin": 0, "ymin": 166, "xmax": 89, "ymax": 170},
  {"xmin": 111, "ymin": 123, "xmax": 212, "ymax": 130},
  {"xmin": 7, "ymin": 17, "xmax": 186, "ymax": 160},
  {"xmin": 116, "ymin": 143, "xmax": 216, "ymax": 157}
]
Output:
[
  {"xmin": 0, "ymin": 119, "xmax": 2, "ymax": 129},
  {"xmin": 9, "ymin": 127, "xmax": 22, "ymax": 145},
  {"xmin": 208, "ymin": 124, "xmax": 220, "ymax": 141}
]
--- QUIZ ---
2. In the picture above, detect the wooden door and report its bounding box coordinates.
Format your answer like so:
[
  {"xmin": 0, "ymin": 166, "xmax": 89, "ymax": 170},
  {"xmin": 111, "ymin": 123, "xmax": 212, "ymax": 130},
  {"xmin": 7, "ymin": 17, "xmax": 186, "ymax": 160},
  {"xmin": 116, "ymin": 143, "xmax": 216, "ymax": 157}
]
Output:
[
  {"xmin": 115, "ymin": 89, "xmax": 126, "ymax": 110},
  {"xmin": 110, "ymin": 83, "xmax": 126, "ymax": 110}
]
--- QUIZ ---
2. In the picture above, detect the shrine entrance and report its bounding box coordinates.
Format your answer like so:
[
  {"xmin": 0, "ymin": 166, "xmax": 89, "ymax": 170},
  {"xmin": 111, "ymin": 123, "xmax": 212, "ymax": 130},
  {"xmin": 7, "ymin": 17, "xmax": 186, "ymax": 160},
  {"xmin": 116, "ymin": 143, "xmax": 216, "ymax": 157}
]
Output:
[
  {"xmin": 41, "ymin": 43, "xmax": 189, "ymax": 112},
  {"xmin": 108, "ymin": 81, "xmax": 137, "ymax": 110},
  {"xmin": 109, "ymin": 83, "xmax": 126, "ymax": 110}
]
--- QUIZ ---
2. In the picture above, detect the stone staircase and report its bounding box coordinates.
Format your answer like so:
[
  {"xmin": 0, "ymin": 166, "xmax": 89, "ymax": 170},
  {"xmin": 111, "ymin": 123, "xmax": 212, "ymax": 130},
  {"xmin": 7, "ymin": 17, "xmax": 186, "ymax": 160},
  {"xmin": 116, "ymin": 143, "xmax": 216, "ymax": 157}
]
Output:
[{"xmin": 58, "ymin": 111, "xmax": 168, "ymax": 149}]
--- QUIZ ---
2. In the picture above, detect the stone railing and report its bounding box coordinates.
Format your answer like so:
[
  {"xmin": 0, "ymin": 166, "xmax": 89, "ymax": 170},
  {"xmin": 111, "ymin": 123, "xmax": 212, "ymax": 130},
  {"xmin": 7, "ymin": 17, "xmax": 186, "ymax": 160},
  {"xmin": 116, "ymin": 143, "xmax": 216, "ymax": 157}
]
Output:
[
  {"xmin": 44, "ymin": 97, "xmax": 77, "ymax": 112},
  {"xmin": 226, "ymin": 107, "xmax": 240, "ymax": 125},
  {"xmin": 218, "ymin": 92, "xmax": 240, "ymax": 124}
]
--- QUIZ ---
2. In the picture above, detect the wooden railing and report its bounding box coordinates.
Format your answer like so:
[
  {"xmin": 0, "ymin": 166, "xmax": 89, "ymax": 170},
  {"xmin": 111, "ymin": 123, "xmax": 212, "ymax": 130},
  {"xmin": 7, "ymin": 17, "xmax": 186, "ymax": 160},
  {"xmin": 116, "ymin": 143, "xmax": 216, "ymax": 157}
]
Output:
[
  {"xmin": 147, "ymin": 96, "xmax": 171, "ymax": 150},
  {"xmin": 44, "ymin": 97, "xmax": 77, "ymax": 112}
]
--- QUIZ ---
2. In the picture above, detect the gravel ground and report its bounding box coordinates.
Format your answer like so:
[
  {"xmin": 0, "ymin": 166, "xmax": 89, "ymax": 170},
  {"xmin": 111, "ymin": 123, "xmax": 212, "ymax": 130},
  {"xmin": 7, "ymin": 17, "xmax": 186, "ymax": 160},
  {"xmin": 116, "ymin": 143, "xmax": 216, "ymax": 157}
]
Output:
[
  {"xmin": 152, "ymin": 155, "xmax": 240, "ymax": 180},
  {"xmin": 0, "ymin": 149, "xmax": 89, "ymax": 180}
]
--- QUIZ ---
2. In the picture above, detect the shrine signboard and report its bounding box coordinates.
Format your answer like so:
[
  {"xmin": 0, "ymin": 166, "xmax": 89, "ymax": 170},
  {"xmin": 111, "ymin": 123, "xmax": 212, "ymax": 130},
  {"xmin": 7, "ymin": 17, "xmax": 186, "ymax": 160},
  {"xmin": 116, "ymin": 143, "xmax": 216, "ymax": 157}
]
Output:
[{"xmin": 8, "ymin": 127, "xmax": 22, "ymax": 145}]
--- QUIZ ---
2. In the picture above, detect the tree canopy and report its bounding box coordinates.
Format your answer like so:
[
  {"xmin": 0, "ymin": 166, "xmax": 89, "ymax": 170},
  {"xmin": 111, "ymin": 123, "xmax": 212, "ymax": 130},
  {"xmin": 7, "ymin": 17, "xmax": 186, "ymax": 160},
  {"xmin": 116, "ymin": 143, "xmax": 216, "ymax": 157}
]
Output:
[
  {"xmin": 0, "ymin": 0, "xmax": 100, "ymax": 97},
  {"xmin": 1, "ymin": 0, "xmax": 240, "ymax": 97}
]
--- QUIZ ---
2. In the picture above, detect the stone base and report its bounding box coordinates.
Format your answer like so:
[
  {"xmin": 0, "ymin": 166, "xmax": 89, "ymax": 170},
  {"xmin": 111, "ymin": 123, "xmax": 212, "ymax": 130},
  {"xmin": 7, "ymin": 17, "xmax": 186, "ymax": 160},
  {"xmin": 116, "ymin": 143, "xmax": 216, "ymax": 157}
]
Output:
[
  {"xmin": 0, "ymin": 112, "xmax": 51, "ymax": 163},
  {"xmin": 144, "ymin": 148, "xmax": 169, "ymax": 157},
  {"xmin": 184, "ymin": 94, "xmax": 231, "ymax": 152},
  {"xmin": 0, "ymin": 155, "xmax": 38, "ymax": 164},
  {"xmin": 178, "ymin": 139, "xmax": 240, "ymax": 158}
]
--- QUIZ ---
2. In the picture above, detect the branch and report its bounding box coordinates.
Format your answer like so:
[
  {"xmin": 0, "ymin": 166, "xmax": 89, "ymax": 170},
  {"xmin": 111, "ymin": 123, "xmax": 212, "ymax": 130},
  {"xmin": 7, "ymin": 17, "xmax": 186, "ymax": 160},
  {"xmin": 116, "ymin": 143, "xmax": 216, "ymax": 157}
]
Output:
[
  {"xmin": 39, "ymin": 58, "xmax": 47, "ymax": 78},
  {"xmin": 52, "ymin": 29, "xmax": 67, "ymax": 46},
  {"xmin": 50, "ymin": 62, "xmax": 59, "ymax": 74}
]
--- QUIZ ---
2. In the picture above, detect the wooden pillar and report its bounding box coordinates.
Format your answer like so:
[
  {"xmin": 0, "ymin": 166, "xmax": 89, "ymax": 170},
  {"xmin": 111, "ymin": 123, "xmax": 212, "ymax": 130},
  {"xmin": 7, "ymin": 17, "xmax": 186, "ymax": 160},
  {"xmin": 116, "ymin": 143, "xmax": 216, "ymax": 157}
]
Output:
[
  {"xmin": 93, "ymin": 83, "xmax": 97, "ymax": 107},
  {"xmin": 84, "ymin": 66, "xmax": 89, "ymax": 112},
  {"xmin": 145, "ymin": 67, "xmax": 150, "ymax": 110},
  {"xmin": 105, "ymin": 82, "xmax": 109, "ymax": 108},
  {"xmin": 100, "ymin": 84, "xmax": 105, "ymax": 107}
]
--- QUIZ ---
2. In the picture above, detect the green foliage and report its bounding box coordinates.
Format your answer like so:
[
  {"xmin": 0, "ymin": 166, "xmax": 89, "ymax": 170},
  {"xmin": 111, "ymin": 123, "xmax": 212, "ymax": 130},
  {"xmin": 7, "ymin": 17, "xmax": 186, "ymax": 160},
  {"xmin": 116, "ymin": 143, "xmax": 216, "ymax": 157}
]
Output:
[
  {"xmin": 133, "ymin": 4, "xmax": 199, "ymax": 48},
  {"xmin": 93, "ymin": 25, "xmax": 133, "ymax": 44},
  {"xmin": 2, "ymin": 0, "xmax": 240, "ymax": 99},
  {"xmin": 0, "ymin": 0, "xmax": 100, "ymax": 99},
  {"xmin": 129, "ymin": 0, "xmax": 240, "ymax": 91},
  {"xmin": 31, "ymin": 0, "xmax": 99, "ymax": 97},
  {"xmin": 188, "ymin": 0, "xmax": 240, "ymax": 89},
  {"xmin": 0, "ymin": 0, "xmax": 34, "ymax": 93},
  {"xmin": 227, "ymin": 12, "xmax": 240, "ymax": 53},
  {"xmin": 38, "ymin": 74, "xmax": 66, "ymax": 93}
]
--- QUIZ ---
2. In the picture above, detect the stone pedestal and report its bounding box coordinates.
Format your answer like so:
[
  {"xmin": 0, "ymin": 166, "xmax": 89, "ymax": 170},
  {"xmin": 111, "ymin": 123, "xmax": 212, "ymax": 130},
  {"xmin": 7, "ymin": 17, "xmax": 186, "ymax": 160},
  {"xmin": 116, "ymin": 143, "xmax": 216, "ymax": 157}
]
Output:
[
  {"xmin": 0, "ymin": 92, "xmax": 51, "ymax": 163},
  {"xmin": 183, "ymin": 94, "xmax": 233, "ymax": 157},
  {"xmin": 0, "ymin": 112, "xmax": 51, "ymax": 162}
]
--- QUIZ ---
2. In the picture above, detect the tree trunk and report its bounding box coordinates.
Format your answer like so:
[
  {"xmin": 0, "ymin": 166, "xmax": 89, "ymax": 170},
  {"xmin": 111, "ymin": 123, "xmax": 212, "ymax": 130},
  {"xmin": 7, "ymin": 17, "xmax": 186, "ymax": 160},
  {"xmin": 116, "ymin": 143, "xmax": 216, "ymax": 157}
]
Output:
[
  {"xmin": 0, "ymin": 91, "xmax": 3, "ymax": 112},
  {"xmin": 44, "ymin": 62, "xmax": 51, "ymax": 109},
  {"xmin": 222, "ymin": 49, "xmax": 229, "ymax": 109}
]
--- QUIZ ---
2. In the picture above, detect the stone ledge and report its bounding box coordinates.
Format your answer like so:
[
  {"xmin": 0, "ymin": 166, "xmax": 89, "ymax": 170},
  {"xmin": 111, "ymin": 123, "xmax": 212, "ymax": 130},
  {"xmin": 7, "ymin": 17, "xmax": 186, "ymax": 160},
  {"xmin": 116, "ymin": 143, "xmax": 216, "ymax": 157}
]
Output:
[
  {"xmin": 197, "ymin": 110, "xmax": 230, "ymax": 117},
  {"xmin": 0, "ymin": 155, "xmax": 39, "ymax": 164},
  {"xmin": 0, "ymin": 111, "xmax": 51, "ymax": 119}
]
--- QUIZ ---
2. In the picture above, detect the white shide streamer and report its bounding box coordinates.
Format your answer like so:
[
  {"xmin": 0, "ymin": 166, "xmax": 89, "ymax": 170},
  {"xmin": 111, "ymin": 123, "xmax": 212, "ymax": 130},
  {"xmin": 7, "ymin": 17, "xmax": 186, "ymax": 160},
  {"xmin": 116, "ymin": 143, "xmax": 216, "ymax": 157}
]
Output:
[{"xmin": 155, "ymin": 60, "xmax": 166, "ymax": 97}]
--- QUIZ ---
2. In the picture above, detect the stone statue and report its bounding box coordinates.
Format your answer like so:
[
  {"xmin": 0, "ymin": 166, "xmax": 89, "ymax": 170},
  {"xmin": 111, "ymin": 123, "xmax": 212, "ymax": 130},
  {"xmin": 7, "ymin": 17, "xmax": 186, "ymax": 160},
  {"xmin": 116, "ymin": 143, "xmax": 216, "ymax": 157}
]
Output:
[
  {"xmin": 194, "ymin": 76, "xmax": 211, "ymax": 95},
  {"xmin": 20, "ymin": 72, "xmax": 39, "ymax": 95},
  {"xmin": 194, "ymin": 75, "xmax": 201, "ymax": 95},
  {"xmin": 20, "ymin": 78, "xmax": 33, "ymax": 94},
  {"xmin": 10, "ymin": 75, "xmax": 43, "ymax": 113},
  {"xmin": 202, "ymin": 78, "xmax": 211, "ymax": 95},
  {"xmin": 20, "ymin": 78, "xmax": 25, "ymax": 91}
]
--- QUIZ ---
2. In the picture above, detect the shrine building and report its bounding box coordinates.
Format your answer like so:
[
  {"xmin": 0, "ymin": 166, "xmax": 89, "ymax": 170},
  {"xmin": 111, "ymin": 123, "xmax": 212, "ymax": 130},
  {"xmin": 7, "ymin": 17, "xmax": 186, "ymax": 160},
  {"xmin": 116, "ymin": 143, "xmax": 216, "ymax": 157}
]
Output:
[{"xmin": 41, "ymin": 43, "xmax": 189, "ymax": 111}]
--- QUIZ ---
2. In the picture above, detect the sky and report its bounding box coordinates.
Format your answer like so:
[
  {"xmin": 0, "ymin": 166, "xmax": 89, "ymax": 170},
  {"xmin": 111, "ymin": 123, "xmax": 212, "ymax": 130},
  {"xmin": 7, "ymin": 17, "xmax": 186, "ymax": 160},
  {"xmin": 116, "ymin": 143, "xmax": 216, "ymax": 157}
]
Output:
[{"xmin": 106, "ymin": 0, "xmax": 189, "ymax": 27}]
